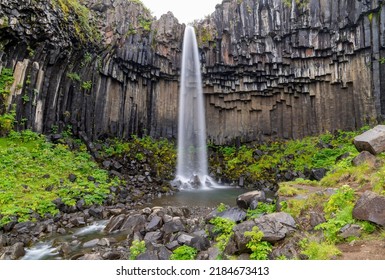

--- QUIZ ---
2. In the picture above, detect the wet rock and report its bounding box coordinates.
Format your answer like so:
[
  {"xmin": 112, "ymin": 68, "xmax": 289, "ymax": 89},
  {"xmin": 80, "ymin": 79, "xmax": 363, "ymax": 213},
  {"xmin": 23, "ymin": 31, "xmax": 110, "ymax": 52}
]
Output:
[
  {"xmin": 8, "ymin": 242, "xmax": 25, "ymax": 260},
  {"xmin": 102, "ymin": 251, "xmax": 122, "ymax": 260},
  {"xmin": 354, "ymin": 125, "xmax": 385, "ymax": 155},
  {"xmin": 79, "ymin": 253, "xmax": 103, "ymax": 260},
  {"xmin": 83, "ymin": 239, "xmax": 100, "ymax": 248},
  {"xmin": 104, "ymin": 214, "xmax": 126, "ymax": 233},
  {"xmin": 353, "ymin": 191, "xmax": 385, "ymax": 226},
  {"xmin": 352, "ymin": 151, "xmax": 377, "ymax": 167},
  {"xmin": 237, "ymin": 191, "xmax": 266, "ymax": 210},
  {"xmin": 146, "ymin": 216, "xmax": 163, "ymax": 231}
]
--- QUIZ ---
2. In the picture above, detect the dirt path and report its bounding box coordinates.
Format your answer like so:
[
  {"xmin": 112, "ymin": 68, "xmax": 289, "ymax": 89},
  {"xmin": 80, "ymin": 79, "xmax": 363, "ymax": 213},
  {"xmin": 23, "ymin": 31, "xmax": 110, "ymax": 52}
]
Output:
[{"xmin": 337, "ymin": 240, "xmax": 385, "ymax": 260}]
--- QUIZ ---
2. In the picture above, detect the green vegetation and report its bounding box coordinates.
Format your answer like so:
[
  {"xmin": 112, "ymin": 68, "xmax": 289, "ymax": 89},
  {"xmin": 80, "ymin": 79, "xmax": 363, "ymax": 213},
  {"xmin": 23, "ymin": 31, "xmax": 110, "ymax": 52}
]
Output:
[
  {"xmin": 129, "ymin": 240, "xmax": 146, "ymax": 260},
  {"xmin": 101, "ymin": 135, "xmax": 176, "ymax": 179},
  {"xmin": 81, "ymin": 80, "xmax": 92, "ymax": 90},
  {"xmin": 0, "ymin": 67, "xmax": 14, "ymax": 98},
  {"xmin": 244, "ymin": 226, "xmax": 272, "ymax": 260},
  {"xmin": 246, "ymin": 202, "xmax": 276, "ymax": 219},
  {"xmin": 67, "ymin": 72, "xmax": 81, "ymax": 82},
  {"xmin": 209, "ymin": 217, "xmax": 236, "ymax": 258},
  {"xmin": 0, "ymin": 130, "xmax": 120, "ymax": 226},
  {"xmin": 300, "ymin": 239, "xmax": 341, "ymax": 260},
  {"xmin": 54, "ymin": 0, "xmax": 101, "ymax": 43},
  {"xmin": 170, "ymin": 245, "xmax": 197, "ymax": 260},
  {"xmin": 209, "ymin": 127, "xmax": 366, "ymax": 185}
]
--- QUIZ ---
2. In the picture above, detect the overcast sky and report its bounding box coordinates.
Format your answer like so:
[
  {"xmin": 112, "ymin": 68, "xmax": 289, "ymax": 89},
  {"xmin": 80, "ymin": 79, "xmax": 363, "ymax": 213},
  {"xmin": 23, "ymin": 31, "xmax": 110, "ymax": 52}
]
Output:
[{"xmin": 141, "ymin": 0, "xmax": 223, "ymax": 24}]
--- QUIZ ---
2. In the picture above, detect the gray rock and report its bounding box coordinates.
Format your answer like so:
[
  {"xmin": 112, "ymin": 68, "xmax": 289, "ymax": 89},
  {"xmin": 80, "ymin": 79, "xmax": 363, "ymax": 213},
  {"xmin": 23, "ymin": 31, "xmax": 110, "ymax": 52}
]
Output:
[
  {"xmin": 120, "ymin": 214, "xmax": 147, "ymax": 236},
  {"xmin": 352, "ymin": 151, "xmax": 377, "ymax": 167},
  {"xmin": 163, "ymin": 217, "xmax": 185, "ymax": 234},
  {"xmin": 353, "ymin": 191, "xmax": 385, "ymax": 226},
  {"xmin": 146, "ymin": 216, "xmax": 162, "ymax": 231},
  {"xmin": 206, "ymin": 206, "xmax": 247, "ymax": 223},
  {"xmin": 136, "ymin": 251, "xmax": 159, "ymax": 260},
  {"xmin": 237, "ymin": 191, "xmax": 266, "ymax": 209},
  {"xmin": 102, "ymin": 251, "xmax": 122, "ymax": 260},
  {"xmin": 11, "ymin": 242, "xmax": 25, "ymax": 260},
  {"xmin": 165, "ymin": 240, "xmax": 179, "ymax": 251},
  {"xmin": 158, "ymin": 246, "xmax": 172, "ymax": 260},
  {"xmin": 144, "ymin": 231, "xmax": 163, "ymax": 243},
  {"xmin": 354, "ymin": 125, "xmax": 385, "ymax": 155},
  {"xmin": 104, "ymin": 214, "xmax": 126, "ymax": 233},
  {"xmin": 83, "ymin": 239, "xmax": 100, "ymax": 248},
  {"xmin": 189, "ymin": 236, "xmax": 210, "ymax": 251},
  {"xmin": 79, "ymin": 253, "xmax": 103, "ymax": 260},
  {"xmin": 339, "ymin": 224, "xmax": 362, "ymax": 239},
  {"xmin": 177, "ymin": 233, "xmax": 194, "ymax": 244}
]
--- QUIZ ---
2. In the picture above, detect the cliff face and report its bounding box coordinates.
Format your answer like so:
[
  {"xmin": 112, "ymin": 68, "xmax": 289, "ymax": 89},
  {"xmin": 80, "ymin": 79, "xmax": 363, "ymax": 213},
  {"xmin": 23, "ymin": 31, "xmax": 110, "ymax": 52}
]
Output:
[{"xmin": 0, "ymin": 0, "xmax": 384, "ymax": 144}]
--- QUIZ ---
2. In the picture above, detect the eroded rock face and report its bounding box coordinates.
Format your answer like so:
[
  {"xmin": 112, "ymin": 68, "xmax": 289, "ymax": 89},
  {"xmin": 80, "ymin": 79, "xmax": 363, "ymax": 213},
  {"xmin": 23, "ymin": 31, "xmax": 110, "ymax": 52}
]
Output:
[{"xmin": 1, "ymin": 0, "xmax": 384, "ymax": 144}]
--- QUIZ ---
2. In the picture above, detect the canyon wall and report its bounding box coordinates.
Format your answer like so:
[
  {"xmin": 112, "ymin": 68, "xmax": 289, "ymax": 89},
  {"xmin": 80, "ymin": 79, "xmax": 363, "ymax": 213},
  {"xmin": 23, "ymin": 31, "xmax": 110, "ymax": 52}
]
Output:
[{"xmin": 0, "ymin": 0, "xmax": 384, "ymax": 144}]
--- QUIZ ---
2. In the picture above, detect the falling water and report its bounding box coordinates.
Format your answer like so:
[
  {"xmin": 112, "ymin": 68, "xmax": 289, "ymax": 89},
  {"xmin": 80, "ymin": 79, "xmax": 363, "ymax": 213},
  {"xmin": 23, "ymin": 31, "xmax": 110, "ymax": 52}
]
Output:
[{"xmin": 174, "ymin": 26, "xmax": 215, "ymax": 189}]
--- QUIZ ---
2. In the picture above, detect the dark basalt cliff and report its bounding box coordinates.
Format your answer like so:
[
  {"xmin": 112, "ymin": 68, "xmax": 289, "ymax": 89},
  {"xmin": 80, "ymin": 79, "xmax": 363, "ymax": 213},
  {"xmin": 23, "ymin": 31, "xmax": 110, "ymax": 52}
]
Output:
[{"xmin": 0, "ymin": 0, "xmax": 384, "ymax": 144}]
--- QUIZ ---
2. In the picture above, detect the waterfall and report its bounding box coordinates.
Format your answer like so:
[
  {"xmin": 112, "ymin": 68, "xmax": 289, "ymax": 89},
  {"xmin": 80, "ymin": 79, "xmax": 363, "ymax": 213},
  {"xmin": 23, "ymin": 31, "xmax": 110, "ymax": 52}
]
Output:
[{"xmin": 174, "ymin": 26, "xmax": 215, "ymax": 189}]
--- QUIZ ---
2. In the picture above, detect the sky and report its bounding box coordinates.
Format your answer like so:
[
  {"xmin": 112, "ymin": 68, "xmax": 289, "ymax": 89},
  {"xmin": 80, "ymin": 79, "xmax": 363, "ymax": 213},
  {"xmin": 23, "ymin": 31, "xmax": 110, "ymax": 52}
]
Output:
[{"xmin": 141, "ymin": 0, "xmax": 223, "ymax": 24}]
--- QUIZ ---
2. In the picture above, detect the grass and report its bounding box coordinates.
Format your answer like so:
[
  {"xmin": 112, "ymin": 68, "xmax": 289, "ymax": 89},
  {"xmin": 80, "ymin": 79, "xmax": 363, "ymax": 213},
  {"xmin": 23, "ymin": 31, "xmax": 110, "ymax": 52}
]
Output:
[{"xmin": 0, "ymin": 130, "xmax": 120, "ymax": 226}]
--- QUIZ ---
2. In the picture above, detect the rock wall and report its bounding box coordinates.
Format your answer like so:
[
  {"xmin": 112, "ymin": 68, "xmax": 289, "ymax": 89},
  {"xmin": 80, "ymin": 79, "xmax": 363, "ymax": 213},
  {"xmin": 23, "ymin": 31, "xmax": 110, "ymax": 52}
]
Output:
[{"xmin": 0, "ymin": 0, "xmax": 384, "ymax": 144}]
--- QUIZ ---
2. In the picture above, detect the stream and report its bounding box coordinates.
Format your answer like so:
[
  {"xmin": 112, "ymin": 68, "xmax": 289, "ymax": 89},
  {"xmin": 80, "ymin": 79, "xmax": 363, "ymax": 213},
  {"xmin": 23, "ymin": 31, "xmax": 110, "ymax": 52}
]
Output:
[{"xmin": 21, "ymin": 187, "xmax": 248, "ymax": 260}]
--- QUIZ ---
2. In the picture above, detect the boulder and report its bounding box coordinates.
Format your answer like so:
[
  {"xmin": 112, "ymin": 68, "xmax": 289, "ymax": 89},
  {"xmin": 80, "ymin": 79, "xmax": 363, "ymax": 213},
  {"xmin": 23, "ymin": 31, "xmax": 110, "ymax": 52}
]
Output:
[
  {"xmin": 236, "ymin": 191, "xmax": 266, "ymax": 210},
  {"xmin": 339, "ymin": 224, "xmax": 362, "ymax": 239},
  {"xmin": 354, "ymin": 125, "xmax": 385, "ymax": 155},
  {"xmin": 217, "ymin": 207, "xmax": 247, "ymax": 223},
  {"xmin": 144, "ymin": 231, "xmax": 163, "ymax": 243},
  {"xmin": 310, "ymin": 168, "xmax": 327, "ymax": 181},
  {"xmin": 352, "ymin": 151, "xmax": 377, "ymax": 167},
  {"xmin": 232, "ymin": 212, "xmax": 296, "ymax": 253},
  {"xmin": 120, "ymin": 214, "xmax": 147, "ymax": 236},
  {"xmin": 104, "ymin": 214, "xmax": 126, "ymax": 233},
  {"xmin": 146, "ymin": 216, "xmax": 163, "ymax": 231},
  {"xmin": 353, "ymin": 191, "xmax": 385, "ymax": 226},
  {"xmin": 163, "ymin": 217, "xmax": 185, "ymax": 234}
]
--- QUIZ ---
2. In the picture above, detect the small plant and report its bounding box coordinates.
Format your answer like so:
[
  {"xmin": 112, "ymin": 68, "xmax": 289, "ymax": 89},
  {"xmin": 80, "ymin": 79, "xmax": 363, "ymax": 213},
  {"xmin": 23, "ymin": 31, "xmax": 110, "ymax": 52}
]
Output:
[
  {"xmin": 81, "ymin": 80, "xmax": 92, "ymax": 90},
  {"xmin": 300, "ymin": 239, "xmax": 341, "ymax": 260},
  {"xmin": 22, "ymin": 94, "xmax": 30, "ymax": 104},
  {"xmin": 67, "ymin": 72, "xmax": 81, "ymax": 82},
  {"xmin": 216, "ymin": 203, "xmax": 227, "ymax": 213},
  {"xmin": 244, "ymin": 226, "xmax": 272, "ymax": 260},
  {"xmin": 209, "ymin": 217, "xmax": 235, "ymax": 258},
  {"xmin": 246, "ymin": 202, "xmax": 276, "ymax": 219},
  {"xmin": 129, "ymin": 240, "xmax": 146, "ymax": 260},
  {"xmin": 170, "ymin": 245, "xmax": 197, "ymax": 260},
  {"xmin": 0, "ymin": 67, "xmax": 14, "ymax": 97}
]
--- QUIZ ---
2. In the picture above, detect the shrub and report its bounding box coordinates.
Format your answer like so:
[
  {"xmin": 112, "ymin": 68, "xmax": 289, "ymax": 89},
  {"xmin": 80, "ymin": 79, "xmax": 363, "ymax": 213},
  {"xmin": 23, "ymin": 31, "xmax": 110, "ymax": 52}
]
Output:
[
  {"xmin": 170, "ymin": 245, "xmax": 197, "ymax": 260},
  {"xmin": 244, "ymin": 226, "xmax": 272, "ymax": 260},
  {"xmin": 129, "ymin": 240, "xmax": 146, "ymax": 260}
]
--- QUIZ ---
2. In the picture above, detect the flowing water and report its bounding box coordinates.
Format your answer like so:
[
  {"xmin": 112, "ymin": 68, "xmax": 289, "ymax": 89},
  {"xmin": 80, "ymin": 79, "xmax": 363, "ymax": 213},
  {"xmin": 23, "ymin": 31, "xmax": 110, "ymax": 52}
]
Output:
[{"xmin": 174, "ymin": 25, "xmax": 215, "ymax": 189}]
